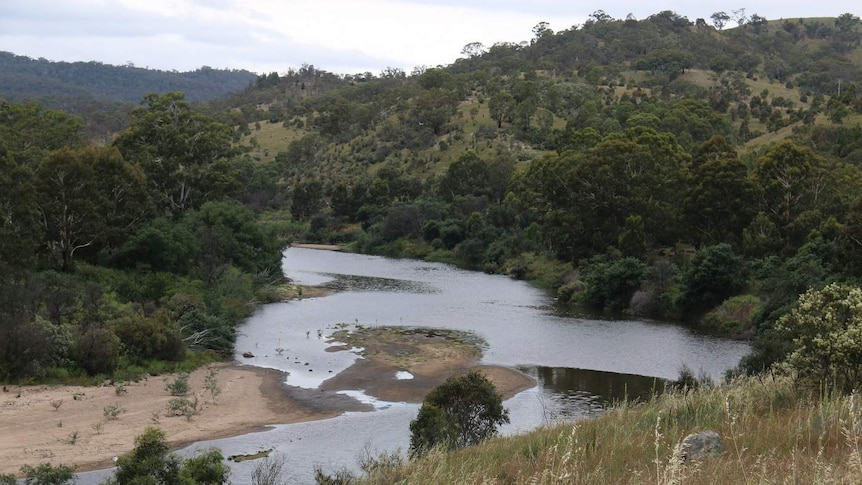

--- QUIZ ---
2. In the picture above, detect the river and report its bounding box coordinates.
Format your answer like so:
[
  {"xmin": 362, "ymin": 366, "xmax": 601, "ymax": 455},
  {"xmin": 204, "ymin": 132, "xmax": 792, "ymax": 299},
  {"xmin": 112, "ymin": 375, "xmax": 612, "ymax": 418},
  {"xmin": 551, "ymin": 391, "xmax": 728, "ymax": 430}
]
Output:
[{"xmin": 78, "ymin": 248, "xmax": 750, "ymax": 484}]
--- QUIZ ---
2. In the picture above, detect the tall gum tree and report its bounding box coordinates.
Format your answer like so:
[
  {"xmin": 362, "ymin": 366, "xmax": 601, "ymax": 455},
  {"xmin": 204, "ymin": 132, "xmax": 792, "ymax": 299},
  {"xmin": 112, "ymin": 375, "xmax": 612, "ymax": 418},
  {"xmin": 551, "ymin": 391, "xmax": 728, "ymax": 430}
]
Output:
[
  {"xmin": 113, "ymin": 92, "xmax": 238, "ymax": 214},
  {"xmin": 35, "ymin": 147, "xmax": 101, "ymax": 271},
  {"xmin": 35, "ymin": 146, "xmax": 150, "ymax": 271}
]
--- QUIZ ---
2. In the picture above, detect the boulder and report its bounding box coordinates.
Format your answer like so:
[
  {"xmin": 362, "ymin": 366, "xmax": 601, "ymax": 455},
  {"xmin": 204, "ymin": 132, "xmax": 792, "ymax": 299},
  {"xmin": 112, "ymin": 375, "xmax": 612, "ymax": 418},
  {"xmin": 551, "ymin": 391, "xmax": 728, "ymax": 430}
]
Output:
[
  {"xmin": 679, "ymin": 430, "xmax": 723, "ymax": 462},
  {"xmin": 242, "ymin": 351, "xmax": 255, "ymax": 358}
]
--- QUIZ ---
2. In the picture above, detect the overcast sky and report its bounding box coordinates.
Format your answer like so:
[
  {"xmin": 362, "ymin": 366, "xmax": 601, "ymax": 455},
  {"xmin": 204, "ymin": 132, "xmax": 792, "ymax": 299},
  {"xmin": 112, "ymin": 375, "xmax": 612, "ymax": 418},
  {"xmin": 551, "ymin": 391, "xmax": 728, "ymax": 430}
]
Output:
[{"xmin": 1, "ymin": 1, "xmax": 859, "ymax": 75}]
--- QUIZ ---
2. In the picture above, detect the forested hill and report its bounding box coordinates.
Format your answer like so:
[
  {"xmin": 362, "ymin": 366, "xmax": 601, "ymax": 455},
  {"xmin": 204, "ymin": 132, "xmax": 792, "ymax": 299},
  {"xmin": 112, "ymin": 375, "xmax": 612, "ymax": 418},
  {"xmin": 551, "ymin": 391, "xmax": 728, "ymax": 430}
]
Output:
[
  {"xmin": 0, "ymin": 51, "xmax": 257, "ymax": 104},
  {"xmin": 211, "ymin": 11, "xmax": 862, "ymax": 378}
]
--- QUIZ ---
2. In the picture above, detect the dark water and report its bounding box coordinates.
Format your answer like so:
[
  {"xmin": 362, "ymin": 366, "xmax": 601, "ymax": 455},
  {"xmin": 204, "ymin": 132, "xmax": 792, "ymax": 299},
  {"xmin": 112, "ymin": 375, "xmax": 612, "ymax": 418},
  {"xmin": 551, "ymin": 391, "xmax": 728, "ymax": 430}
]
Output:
[{"xmin": 77, "ymin": 248, "xmax": 749, "ymax": 484}]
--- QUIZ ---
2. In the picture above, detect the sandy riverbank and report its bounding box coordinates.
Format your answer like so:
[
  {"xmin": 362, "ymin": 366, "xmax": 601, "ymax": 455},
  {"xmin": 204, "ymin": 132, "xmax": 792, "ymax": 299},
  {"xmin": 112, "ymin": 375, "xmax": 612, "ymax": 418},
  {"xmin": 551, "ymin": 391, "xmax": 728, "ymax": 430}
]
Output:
[
  {"xmin": 1, "ymin": 328, "xmax": 535, "ymax": 477},
  {"xmin": 290, "ymin": 243, "xmax": 343, "ymax": 251}
]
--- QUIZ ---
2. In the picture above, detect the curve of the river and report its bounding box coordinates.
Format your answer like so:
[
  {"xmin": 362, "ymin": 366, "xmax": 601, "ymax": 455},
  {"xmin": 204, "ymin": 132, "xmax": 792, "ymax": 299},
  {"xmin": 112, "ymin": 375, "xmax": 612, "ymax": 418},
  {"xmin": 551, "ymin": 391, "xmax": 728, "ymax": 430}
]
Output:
[{"xmin": 78, "ymin": 248, "xmax": 750, "ymax": 484}]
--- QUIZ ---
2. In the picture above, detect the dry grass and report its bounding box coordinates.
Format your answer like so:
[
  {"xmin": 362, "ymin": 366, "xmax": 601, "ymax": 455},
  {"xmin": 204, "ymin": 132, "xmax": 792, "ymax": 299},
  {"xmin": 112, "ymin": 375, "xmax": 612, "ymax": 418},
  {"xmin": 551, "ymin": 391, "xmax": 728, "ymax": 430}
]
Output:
[
  {"xmin": 238, "ymin": 120, "xmax": 307, "ymax": 164},
  {"xmin": 357, "ymin": 375, "xmax": 862, "ymax": 484}
]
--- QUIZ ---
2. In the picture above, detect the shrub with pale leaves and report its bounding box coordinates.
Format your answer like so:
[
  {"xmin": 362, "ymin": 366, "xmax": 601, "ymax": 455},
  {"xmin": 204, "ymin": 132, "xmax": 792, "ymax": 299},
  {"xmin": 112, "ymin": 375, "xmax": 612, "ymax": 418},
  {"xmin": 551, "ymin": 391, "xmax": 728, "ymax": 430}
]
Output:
[{"xmin": 775, "ymin": 283, "xmax": 862, "ymax": 389}]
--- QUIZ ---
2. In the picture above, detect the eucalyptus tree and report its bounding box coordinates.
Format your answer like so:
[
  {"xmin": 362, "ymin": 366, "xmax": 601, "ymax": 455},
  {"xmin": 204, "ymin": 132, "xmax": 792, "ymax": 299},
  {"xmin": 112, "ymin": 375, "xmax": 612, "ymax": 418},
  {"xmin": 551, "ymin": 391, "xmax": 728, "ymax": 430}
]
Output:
[{"xmin": 113, "ymin": 92, "xmax": 239, "ymax": 214}]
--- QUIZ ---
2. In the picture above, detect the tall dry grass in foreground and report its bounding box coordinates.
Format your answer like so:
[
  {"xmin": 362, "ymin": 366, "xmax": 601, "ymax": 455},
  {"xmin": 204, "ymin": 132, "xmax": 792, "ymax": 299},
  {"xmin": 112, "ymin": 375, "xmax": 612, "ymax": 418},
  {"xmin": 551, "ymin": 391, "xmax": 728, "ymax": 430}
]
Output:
[{"xmin": 359, "ymin": 375, "xmax": 862, "ymax": 484}]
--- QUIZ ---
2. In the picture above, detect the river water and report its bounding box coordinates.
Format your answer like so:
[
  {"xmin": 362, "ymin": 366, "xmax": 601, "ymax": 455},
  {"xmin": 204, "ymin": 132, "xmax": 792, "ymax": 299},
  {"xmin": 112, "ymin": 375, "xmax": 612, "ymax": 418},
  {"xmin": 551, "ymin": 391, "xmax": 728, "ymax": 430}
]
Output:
[{"xmin": 78, "ymin": 248, "xmax": 750, "ymax": 484}]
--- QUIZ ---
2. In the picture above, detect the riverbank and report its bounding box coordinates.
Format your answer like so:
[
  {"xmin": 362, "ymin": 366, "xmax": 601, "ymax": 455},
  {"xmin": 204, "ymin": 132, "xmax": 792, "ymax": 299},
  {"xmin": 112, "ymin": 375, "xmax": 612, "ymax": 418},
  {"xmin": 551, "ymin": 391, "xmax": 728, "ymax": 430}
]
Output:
[
  {"xmin": 1, "ymin": 328, "xmax": 535, "ymax": 477},
  {"xmin": 291, "ymin": 242, "xmax": 344, "ymax": 251},
  {"xmin": 0, "ymin": 364, "xmax": 340, "ymax": 476}
]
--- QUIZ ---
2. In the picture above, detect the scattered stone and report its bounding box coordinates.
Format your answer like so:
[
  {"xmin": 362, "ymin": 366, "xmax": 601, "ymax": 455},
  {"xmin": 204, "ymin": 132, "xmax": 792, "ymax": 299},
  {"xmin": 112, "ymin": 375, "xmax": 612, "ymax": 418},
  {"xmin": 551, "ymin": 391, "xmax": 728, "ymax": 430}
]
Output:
[{"xmin": 679, "ymin": 430, "xmax": 723, "ymax": 462}]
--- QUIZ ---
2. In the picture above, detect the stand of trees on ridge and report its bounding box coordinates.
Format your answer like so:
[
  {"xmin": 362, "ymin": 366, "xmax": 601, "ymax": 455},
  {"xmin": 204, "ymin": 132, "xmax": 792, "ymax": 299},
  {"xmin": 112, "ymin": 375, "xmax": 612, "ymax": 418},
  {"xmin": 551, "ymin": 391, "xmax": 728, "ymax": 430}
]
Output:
[
  {"xmin": 0, "ymin": 94, "xmax": 282, "ymax": 383},
  {"xmin": 2, "ymin": 10, "xmax": 862, "ymax": 393}
]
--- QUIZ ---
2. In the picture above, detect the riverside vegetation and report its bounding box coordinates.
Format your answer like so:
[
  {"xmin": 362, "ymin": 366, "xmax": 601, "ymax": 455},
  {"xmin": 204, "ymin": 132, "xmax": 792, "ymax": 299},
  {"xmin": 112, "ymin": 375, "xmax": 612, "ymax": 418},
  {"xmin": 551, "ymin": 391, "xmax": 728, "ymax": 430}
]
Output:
[
  {"xmin": 3, "ymin": 8, "xmax": 862, "ymax": 484},
  {"xmin": 338, "ymin": 375, "xmax": 862, "ymax": 485}
]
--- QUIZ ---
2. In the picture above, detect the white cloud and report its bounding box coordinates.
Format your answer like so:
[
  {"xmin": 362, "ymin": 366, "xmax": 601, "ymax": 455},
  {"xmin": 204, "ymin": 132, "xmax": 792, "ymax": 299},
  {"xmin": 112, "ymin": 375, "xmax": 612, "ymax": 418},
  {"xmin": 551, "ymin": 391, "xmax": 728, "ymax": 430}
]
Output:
[{"xmin": 0, "ymin": 0, "xmax": 859, "ymax": 74}]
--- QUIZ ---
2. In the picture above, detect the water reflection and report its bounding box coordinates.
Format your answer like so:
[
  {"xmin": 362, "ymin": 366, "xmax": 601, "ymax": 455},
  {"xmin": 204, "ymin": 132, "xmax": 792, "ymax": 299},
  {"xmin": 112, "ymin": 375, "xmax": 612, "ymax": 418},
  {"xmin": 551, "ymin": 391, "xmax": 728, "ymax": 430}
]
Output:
[{"xmin": 522, "ymin": 366, "xmax": 667, "ymax": 420}]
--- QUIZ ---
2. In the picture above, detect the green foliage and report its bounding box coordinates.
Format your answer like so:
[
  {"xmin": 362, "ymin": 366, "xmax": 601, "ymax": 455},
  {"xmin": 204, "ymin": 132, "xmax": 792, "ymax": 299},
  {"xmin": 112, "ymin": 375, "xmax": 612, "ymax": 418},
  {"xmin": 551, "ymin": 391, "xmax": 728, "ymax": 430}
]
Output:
[
  {"xmin": 0, "ymin": 100, "xmax": 84, "ymax": 168},
  {"xmin": 203, "ymin": 368, "xmax": 220, "ymax": 402},
  {"xmin": 290, "ymin": 179, "xmax": 324, "ymax": 221},
  {"xmin": 437, "ymin": 152, "xmax": 514, "ymax": 204},
  {"xmin": 73, "ymin": 324, "xmax": 121, "ymax": 376},
  {"xmin": 112, "ymin": 312, "xmax": 185, "ymax": 363},
  {"xmin": 111, "ymin": 427, "xmax": 228, "ymax": 485},
  {"xmin": 111, "ymin": 218, "xmax": 198, "ymax": 273},
  {"xmin": 579, "ymin": 257, "xmax": 647, "ymax": 311},
  {"xmin": 19, "ymin": 463, "xmax": 76, "ymax": 485},
  {"xmin": 113, "ymin": 92, "xmax": 239, "ymax": 213},
  {"xmin": 112, "ymin": 427, "xmax": 179, "ymax": 484},
  {"xmin": 409, "ymin": 371, "xmax": 510, "ymax": 457},
  {"xmin": 0, "ymin": 52, "xmax": 256, "ymax": 106},
  {"xmin": 0, "ymin": 151, "xmax": 42, "ymax": 268},
  {"xmin": 165, "ymin": 373, "xmax": 190, "ymax": 396},
  {"xmin": 684, "ymin": 136, "xmax": 758, "ymax": 246},
  {"xmin": 180, "ymin": 448, "xmax": 229, "ymax": 484},
  {"xmin": 775, "ymin": 283, "xmax": 862, "ymax": 390},
  {"xmin": 700, "ymin": 295, "xmax": 762, "ymax": 336},
  {"xmin": 0, "ymin": 305, "xmax": 70, "ymax": 381},
  {"xmin": 182, "ymin": 200, "xmax": 283, "ymax": 280},
  {"xmin": 678, "ymin": 243, "xmax": 747, "ymax": 315},
  {"xmin": 167, "ymin": 396, "xmax": 200, "ymax": 420}
]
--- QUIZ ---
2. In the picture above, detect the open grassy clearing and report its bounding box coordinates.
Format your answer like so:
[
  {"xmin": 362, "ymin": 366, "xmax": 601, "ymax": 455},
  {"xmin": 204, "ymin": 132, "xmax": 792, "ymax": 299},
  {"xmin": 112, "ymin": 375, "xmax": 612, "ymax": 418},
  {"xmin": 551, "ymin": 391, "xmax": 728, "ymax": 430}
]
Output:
[{"xmin": 239, "ymin": 120, "xmax": 307, "ymax": 164}]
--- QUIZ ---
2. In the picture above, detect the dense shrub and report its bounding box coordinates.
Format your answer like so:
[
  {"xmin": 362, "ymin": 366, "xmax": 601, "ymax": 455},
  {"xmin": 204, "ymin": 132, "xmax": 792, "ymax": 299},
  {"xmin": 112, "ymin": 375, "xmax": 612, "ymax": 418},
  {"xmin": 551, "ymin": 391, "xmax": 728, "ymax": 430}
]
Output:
[
  {"xmin": 678, "ymin": 243, "xmax": 746, "ymax": 315},
  {"xmin": 579, "ymin": 257, "xmax": 647, "ymax": 311},
  {"xmin": 409, "ymin": 371, "xmax": 509, "ymax": 457},
  {"xmin": 774, "ymin": 283, "xmax": 862, "ymax": 390}
]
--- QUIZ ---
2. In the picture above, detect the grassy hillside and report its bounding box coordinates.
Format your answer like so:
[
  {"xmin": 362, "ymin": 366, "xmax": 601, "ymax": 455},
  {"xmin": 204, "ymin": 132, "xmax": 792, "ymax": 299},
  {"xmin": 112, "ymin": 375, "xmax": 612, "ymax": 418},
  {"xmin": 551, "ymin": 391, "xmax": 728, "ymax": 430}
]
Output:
[{"xmin": 352, "ymin": 376, "xmax": 862, "ymax": 484}]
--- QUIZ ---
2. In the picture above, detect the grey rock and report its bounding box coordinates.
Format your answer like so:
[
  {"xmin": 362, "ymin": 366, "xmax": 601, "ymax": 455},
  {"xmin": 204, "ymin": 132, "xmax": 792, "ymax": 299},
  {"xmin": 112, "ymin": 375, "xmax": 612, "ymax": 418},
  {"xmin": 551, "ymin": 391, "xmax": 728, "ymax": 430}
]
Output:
[{"xmin": 679, "ymin": 430, "xmax": 723, "ymax": 462}]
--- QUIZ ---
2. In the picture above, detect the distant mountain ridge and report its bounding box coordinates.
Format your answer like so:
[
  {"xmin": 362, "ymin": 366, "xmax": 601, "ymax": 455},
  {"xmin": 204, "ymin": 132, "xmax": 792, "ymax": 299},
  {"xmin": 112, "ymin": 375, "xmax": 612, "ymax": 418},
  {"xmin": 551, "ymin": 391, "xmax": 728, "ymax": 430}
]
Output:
[{"xmin": 0, "ymin": 51, "xmax": 257, "ymax": 104}]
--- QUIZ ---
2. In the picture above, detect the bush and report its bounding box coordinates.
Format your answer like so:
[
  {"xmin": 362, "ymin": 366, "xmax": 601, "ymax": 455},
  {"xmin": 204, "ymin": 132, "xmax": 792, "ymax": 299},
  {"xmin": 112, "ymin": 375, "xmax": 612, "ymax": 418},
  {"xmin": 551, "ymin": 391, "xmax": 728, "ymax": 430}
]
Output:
[
  {"xmin": 700, "ymin": 295, "xmax": 762, "ymax": 337},
  {"xmin": 111, "ymin": 427, "xmax": 228, "ymax": 484},
  {"xmin": 180, "ymin": 449, "xmax": 230, "ymax": 484},
  {"xmin": 678, "ymin": 243, "xmax": 746, "ymax": 315},
  {"xmin": 165, "ymin": 373, "xmax": 190, "ymax": 396},
  {"xmin": 409, "ymin": 371, "xmax": 509, "ymax": 457},
  {"xmin": 774, "ymin": 283, "xmax": 862, "ymax": 390},
  {"xmin": 112, "ymin": 311, "xmax": 185, "ymax": 363},
  {"xmin": 18, "ymin": 463, "xmax": 75, "ymax": 485},
  {"xmin": 73, "ymin": 324, "xmax": 121, "ymax": 376},
  {"xmin": 580, "ymin": 257, "xmax": 647, "ymax": 310}
]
